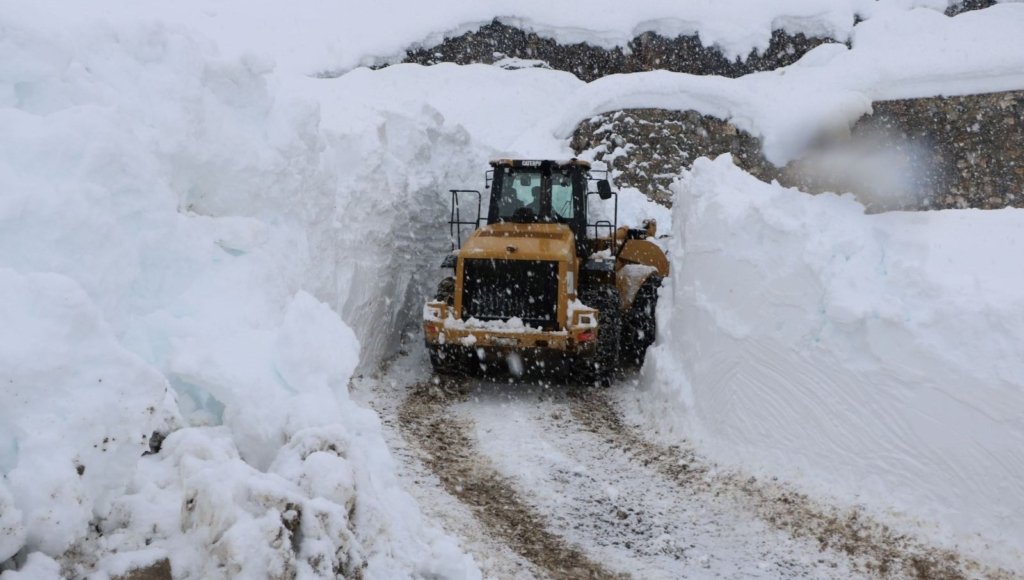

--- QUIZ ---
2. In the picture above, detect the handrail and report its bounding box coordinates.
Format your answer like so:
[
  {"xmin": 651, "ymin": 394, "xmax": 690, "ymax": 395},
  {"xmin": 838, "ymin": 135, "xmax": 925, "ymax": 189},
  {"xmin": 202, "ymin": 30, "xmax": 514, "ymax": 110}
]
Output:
[
  {"xmin": 586, "ymin": 190, "xmax": 619, "ymax": 254},
  {"xmin": 449, "ymin": 189, "xmax": 482, "ymax": 250}
]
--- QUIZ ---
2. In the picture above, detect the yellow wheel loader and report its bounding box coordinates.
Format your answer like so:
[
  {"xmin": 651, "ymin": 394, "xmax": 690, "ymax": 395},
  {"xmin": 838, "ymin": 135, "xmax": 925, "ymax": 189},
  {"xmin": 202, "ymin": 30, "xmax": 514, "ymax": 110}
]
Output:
[{"xmin": 423, "ymin": 159, "xmax": 668, "ymax": 384}]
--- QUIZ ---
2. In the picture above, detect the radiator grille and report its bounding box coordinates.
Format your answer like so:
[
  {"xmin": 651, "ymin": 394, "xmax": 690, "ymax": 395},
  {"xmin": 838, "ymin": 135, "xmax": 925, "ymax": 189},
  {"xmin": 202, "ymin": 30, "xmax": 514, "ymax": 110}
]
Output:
[{"xmin": 462, "ymin": 259, "xmax": 559, "ymax": 328}]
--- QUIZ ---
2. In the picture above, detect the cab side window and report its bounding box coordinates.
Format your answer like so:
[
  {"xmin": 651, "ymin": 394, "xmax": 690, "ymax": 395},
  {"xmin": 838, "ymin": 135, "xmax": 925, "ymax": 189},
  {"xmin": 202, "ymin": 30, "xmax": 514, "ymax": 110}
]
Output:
[{"xmin": 551, "ymin": 172, "xmax": 573, "ymax": 218}]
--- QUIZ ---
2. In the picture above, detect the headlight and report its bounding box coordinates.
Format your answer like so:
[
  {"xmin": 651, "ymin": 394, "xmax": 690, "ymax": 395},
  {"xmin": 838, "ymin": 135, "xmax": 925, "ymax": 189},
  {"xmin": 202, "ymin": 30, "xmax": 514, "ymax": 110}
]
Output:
[{"xmin": 572, "ymin": 308, "xmax": 598, "ymax": 329}]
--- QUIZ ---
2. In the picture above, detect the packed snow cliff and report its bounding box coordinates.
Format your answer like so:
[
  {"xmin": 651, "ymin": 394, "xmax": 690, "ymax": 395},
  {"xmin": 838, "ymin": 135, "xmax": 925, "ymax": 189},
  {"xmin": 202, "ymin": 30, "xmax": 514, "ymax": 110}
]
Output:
[
  {"xmin": 639, "ymin": 157, "xmax": 1024, "ymax": 568},
  {"xmin": 0, "ymin": 12, "xmax": 481, "ymax": 580}
]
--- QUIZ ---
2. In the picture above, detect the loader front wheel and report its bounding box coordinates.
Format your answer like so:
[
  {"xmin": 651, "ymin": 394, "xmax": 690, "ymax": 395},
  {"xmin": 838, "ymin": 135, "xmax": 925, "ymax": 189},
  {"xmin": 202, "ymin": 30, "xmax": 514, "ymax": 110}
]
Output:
[
  {"xmin": 577, "ymin": 285, "xmax": 621, "ymax": 386},
  {"xmin": 622, "ymin": 277, "xmax": 661, "ymax": 367},
  {"xmin": 429, "ymin": 345, "xmax": 473, "ymax": 376},
  {"xmin": 435, "ymin": 277, "xmax": 455, "ymax": 305}
]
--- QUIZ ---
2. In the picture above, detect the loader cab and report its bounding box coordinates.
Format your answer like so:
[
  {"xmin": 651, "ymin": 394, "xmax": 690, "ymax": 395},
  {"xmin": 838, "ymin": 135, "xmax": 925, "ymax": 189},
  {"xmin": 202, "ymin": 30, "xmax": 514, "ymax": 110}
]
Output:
[{"xmin": 486, "ymin": 159, "xmax": 593, "ymax": 257}]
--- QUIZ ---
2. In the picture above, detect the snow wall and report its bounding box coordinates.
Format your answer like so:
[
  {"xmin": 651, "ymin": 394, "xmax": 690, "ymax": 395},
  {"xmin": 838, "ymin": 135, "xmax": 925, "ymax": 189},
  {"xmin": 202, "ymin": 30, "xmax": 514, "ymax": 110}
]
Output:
[
  {"xmin": 640, "ymin": 156, "xmax": 1024, "ymax": 566},
  {"xmin": 0, "ymin": 17, "xmax": 482, "ymax": 579}
]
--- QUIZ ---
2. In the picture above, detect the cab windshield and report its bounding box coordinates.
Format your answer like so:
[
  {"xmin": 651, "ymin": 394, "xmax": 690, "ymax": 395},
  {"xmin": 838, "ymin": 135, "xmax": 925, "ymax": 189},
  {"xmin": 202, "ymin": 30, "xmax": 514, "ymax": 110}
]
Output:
[{"xmin": 495, "ymin": 168, "xmax": 574, "ymax": 222}]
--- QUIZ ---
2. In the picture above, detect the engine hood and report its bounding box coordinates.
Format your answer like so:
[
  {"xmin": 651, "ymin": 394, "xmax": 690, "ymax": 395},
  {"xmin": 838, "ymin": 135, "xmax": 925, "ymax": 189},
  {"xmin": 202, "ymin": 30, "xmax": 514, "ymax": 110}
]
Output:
[{"xmin": 459, "ymin": 223, "xmax": 575, "ymax": 262}]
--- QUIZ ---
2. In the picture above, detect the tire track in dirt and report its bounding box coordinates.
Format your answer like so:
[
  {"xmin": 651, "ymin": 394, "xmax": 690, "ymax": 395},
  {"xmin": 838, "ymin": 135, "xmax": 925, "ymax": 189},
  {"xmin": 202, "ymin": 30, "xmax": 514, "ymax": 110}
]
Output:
[
  {"xmin": 566, "ymin": 388, "xmax": 1015, "ymax": 580},
  {"xmin": 398, "ymin": 378, "xmax": 624, "ymax": 580},
  {"xmin": 461, "ymin": 383, "xmax": 870, "ymax": 578}
]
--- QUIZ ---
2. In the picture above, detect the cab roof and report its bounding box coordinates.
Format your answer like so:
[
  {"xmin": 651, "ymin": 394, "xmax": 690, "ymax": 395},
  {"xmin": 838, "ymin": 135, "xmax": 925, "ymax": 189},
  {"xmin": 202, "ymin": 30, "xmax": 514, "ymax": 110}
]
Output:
[{"xmin": 489, "ymin": 158, "xmax": 592, "ymax": 170}]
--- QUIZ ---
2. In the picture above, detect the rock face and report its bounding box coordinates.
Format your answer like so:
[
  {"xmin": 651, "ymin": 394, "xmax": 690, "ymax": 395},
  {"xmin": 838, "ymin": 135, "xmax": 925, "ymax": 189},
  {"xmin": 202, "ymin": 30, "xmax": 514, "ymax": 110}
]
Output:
[
  {"xmin": 571, "ymin": 91, "xmax": 1024, "ymax": 212},
  {"xmin": 570, "ymin": 109, "xmax": 776, "ymax": 207},
  {"xmin": 945, "ymin": 0, "xmax": 998, "ymax": 17},
  {"xmin": 394, "ymin": 16, "xmax": 1021, "ymax": 212},
  {"xmin": 848, "ymin": 92, "xmax": 1024, "ymax": 210},
  {"xmin": 401, "ymin": 20, "xmax": 835, "ymax": 82}
]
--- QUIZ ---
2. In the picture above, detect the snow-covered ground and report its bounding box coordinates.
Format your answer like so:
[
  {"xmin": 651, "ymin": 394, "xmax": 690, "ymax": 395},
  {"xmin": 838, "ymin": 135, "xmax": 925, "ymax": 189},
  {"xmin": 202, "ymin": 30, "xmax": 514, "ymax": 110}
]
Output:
[
  {"xmin": 461, "ymin": 383, "xmax": 868, "ymax": 579},
  {"xmin": 2, "ymin": 0, "xmax": 1024, "ymax": 576}
]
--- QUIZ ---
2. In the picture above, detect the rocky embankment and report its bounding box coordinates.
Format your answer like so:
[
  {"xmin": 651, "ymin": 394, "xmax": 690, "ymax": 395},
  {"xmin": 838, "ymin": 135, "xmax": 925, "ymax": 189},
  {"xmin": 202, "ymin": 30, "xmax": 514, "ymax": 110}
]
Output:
[
  {"xmin": 392, "ymin": 3, "xmax": 1021, "ymax": 211},
  {"xmin": 572, "ymin": 93, "xmax": 1024, "ymax": 211},
  {"xmin": 401, "ymin": 20, "xmax": 833, "ymax": 82}
]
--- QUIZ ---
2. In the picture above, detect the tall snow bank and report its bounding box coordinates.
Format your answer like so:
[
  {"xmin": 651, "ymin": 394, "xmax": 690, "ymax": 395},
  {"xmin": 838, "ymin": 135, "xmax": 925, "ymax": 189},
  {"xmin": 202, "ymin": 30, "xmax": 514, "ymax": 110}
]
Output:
[
  {"xmin": 0, "ymin": 14, "xmax": 480, "ymax": 578},
  {"xmin": 640, "ymin": 156, "xmax": 1024, "ymax": 566},
  {"xmin": 103, "ymin": 294, "xmax": 473, "ymax": 579},
  {"xmin": 280, "ymin": 63, "xmax": 582, "ymax": 366},
  {"xmin": 0, "ymin": 270, "xmax": 177, "ymax": 560}
]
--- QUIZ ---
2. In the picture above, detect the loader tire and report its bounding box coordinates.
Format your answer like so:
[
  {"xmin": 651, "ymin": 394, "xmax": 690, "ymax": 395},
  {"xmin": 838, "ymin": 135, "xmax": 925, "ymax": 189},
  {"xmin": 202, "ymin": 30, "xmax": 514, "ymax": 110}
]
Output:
[
  {"xmin": 428, "ymin": 278, "xmax": 461, "ymax": 376},
  {"xmin": 435, "ymin": 277, "xmax": 455, "ymax": 305},
  {"xmin": 429, "ymin": 345, "xmax": 463, "ymax": 376},
  {"xmin": 577, "ymin": 285, "xmax": 621, "ymax": 387},
  {"xmin": 622, "ymin": 277, "xmax": 661, "ymax": 367}
]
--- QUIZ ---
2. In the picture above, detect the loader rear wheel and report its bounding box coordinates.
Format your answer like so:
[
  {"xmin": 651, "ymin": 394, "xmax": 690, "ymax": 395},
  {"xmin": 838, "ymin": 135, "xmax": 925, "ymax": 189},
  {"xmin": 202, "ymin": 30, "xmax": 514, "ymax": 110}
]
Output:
[
  {"xmin": 577, "ymin": 285, "xmax": 621, "ymax": 386},
  {"xmin": 622, "ymin": 277, "xmax": 661, "ymax": 367}
]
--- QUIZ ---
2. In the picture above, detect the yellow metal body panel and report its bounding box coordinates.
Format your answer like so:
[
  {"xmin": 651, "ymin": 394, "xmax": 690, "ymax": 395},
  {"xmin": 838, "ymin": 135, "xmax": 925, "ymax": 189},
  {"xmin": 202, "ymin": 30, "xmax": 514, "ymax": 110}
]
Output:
[
  {"xmin": 425, "ymin": 223, "xmax": 669, "ymax": 352},
  {"xmin": 423, "ymin": 301, "xmax": 598, "ymax": 353},
  {"xmin": 454, "ymin": 223, "xmax": 579, "ymax": 329},
  {"xmin": 424, "ymin": 323, "xmax": 597, "ymax": 353},
  {"xmin": 614, "ymin": 239, "xmax": 669, "ymax": 309},
  {"xmin": 459, "ymin": 223, "xmax": 575, "ymax": 261},
  {"xmin": 616, "ymin": 239, "xmax": 669, "ymax": 277}
]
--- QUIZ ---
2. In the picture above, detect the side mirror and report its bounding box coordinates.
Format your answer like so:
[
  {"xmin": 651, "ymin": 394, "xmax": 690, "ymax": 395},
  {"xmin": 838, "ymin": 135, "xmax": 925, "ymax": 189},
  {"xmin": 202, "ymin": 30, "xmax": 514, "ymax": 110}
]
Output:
[{"xmin": 597, "ymin": 180, "xmax": 613, "ymax": 200}]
